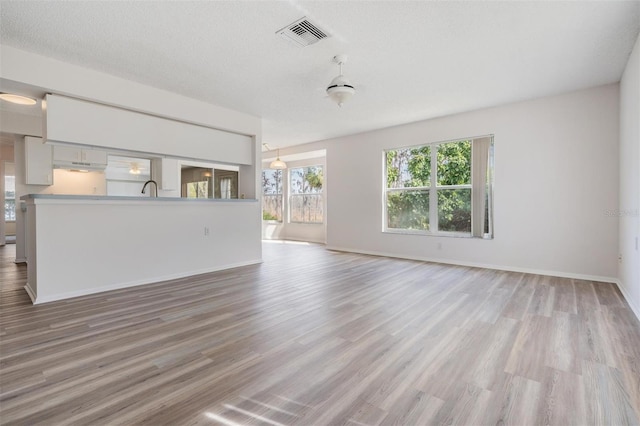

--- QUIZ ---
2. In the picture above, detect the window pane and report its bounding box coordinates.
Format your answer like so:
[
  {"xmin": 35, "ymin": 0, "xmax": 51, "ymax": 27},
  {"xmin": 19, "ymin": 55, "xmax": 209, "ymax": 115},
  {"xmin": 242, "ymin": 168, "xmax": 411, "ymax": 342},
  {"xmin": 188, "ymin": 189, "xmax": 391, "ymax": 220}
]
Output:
[
  {"xmin": 4, "ymin": 174, "xmax": 16, "ymax": 221},
  {"xmin": 5, "ymin": 175, "xmax": 15, "ymax": 193},
  {"xmin": 198, "ymin": 181, "xmax": 208, "ymax": 198},
  {"xmin": 262, "ymin": 170, "xmax": 282, "ymax": 221},
  {"xmin": 4, "ymin": 199, "xmax": 16, "ymax": 221},
  {"xmin": 305, "ymin": 166, "xmax": 323, "ymax": 193},
  {"xmin": 386, "ymin": 147, "xmax": 430, "ymax": 188},
  {"xmin": 437, "ymin": 188, "xmax": 471, "ymax": 233},
  {"xmin": 263, "ymin": 194, "xmax": 282, "ymax": 221},
  {"xmin": 484, "ymin": 189, "xmax": 490, "ymax": 235},
  {"xmin": 437, "ymin": 140, "xmax": 471, "ymax": 186},
  {"xmin": 290, "ymin": 168, "xmax": 304, "ymax": 194},
  {"xmin": 290, "ymin": 166, "xmax": 323, "ymax": 223},
  {"xmin": 290, "ymin": 194, "xmax": 323, "ymax": 223},
  {"xmin": 186, "ymin": 181, "xmax": 208, "ymax": 198},
  {"xmin": 386, "ymin": 190, "xmax": 430, "ymax": 231},
  {"xmin": 291, "ymin": 167, "xmax": 323, "ymax": 195},
  {"xmin": 262, "ymin": 170, "xmax": 281, "ymax": 195}
]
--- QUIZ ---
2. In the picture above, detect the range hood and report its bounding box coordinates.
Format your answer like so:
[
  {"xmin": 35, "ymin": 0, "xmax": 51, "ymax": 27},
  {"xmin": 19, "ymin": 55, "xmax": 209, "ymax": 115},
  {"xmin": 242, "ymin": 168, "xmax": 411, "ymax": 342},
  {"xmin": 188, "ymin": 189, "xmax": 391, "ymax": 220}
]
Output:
[
  {"xmin": 51, "ymin": 144, "xmax": 108, "ymax": 171},
  {"xmin": 52, "ymin": 160, "xmax": 107, "ymax": 171}
]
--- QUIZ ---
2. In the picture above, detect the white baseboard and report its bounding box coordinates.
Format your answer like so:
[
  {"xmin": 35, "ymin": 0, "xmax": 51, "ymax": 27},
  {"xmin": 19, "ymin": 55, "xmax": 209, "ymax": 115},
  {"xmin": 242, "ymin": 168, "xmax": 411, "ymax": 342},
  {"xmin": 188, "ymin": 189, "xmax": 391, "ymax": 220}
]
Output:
[
  {"xmin": 282, "ymin": 237, "xmax": 326, "ymax": 244},
  {"xmin": 615, "ymin": 280, "xmax": 640, "ymax": 323},
  {"xmin": 24, "ymin": 283, "xmax": 36, "ymax": 303},
  {"xmin": 325, "ymin": 246, "xmax": 618, "ymax": 283},
  {"xmin": 14, "ymin": 257, "xmax": 27, "ymax": 264},
  {"xmin": 32, "ymin": 259, "xmax": 263, "ymax": 305}
]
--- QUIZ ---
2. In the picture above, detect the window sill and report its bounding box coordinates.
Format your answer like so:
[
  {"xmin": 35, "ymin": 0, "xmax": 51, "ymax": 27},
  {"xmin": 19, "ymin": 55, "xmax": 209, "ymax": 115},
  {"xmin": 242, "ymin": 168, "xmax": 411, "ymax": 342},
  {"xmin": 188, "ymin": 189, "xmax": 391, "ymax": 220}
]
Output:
[{"xmin": 383, "ymin": 228, "xmax": 474, "ymax": 239}]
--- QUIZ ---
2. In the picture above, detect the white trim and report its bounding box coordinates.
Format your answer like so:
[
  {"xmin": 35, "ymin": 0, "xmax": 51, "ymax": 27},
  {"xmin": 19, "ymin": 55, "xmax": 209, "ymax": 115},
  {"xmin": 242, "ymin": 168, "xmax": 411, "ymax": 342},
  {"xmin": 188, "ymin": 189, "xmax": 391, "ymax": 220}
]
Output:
[
  {"xmin": 383, "ymin": 228, "xmax": 473, "ymax": 238},
  {"xmin": 31, "ymin": 259, "xmax": 263, "ymax": 305},
  {"xmin": 280, "ymin": 236, "xmax": 326, "ymax": 244},
  {"xmin": 382, "ymin": 133, "xmax": 494, "ymax": 153},
  {"xmin": 325, "ymin": 245, "xmax": 618, "ymax": 284},
  {"xmin": 429, "ymin": 147, "xmax": 438, "ymax": 231},
  {"xmin": 24, "ymin": 283, "xmax": 36, "ymax": 303},
  {"xmin": 615, "ymin": 280, "xmax": 640, "ymax": 322},
  {"xmin": 14, "ymin": 257, "xmax": 26, "ymax": 264},
  {"xmin": 386, "ymin": 186, "xmax": 431, "ymax": 192},
  {"xmin": 383, "ymin": 138, "xmax": 489, "ymax": 237}
]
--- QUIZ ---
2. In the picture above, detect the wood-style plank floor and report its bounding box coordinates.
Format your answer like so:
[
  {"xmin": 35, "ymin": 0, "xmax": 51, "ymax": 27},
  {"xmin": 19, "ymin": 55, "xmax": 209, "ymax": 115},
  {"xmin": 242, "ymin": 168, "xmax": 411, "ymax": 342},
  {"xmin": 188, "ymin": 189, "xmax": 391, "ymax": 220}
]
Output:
[{"xmin": 1, "ymin": 241, "xmax": 639, "ymax": 425}]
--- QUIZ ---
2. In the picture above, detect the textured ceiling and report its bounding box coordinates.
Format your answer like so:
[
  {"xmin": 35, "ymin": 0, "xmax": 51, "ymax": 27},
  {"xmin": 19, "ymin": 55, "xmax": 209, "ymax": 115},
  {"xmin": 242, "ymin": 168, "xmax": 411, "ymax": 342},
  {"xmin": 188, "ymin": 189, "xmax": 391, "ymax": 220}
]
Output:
[{"xmin": 1, "ymin": 1, "xmax": 638, "ymax": 148}]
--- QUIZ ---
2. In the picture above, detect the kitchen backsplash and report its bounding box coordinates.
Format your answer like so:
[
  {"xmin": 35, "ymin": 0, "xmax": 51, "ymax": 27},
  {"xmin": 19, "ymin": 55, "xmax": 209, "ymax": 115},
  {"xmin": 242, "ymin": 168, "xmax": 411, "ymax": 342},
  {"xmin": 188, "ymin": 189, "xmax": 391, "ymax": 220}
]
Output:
[{"xmin": 40, "ymin": 169, "xmax": 107, "ymax": 195}]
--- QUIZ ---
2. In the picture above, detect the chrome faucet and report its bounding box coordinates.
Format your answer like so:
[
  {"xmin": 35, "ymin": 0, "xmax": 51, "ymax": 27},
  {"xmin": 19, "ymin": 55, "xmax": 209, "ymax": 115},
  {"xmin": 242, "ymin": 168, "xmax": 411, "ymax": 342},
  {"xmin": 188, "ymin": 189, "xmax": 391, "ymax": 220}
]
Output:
[{"xmin": 142, "ymin": 180, "xmax": 158, "ymax": 197}]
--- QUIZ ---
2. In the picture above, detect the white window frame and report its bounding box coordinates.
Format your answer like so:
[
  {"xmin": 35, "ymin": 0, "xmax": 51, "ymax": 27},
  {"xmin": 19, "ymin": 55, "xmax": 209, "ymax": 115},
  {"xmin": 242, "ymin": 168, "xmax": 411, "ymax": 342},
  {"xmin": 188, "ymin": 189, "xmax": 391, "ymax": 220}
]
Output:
[
  {"xmin": 289, "ymin": 165, "xmax": 324, "ymax": 224},
  {"xmin": 262, "ymin": 169, "xmax": 283, "ymax": 222},
  {"xmin": 383, "ymin": 136, "xmax": 493, "ymax": 238},
  {"xmin": 3, "ymin": 163, "xmax": 16, "ymax": 222}
]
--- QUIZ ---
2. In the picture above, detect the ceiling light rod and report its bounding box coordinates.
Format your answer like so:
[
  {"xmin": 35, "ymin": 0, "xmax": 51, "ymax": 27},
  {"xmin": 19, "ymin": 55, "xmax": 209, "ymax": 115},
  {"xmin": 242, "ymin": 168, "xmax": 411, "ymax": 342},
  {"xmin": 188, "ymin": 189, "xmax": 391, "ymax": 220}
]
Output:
[
  {"xmin": 264, "ymin": 143, "xmax": 287, "ymax": 169},
  {"xmin": 326, "ymin": 54, "xmax": 356, "ymax": 108}
]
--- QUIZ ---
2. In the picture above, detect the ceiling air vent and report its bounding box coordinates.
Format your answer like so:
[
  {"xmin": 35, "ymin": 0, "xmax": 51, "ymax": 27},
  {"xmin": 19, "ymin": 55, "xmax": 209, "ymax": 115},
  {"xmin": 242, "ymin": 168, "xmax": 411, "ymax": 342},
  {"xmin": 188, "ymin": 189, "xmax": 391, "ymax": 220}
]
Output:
[{"xmin": 277, "ymin": 17, "xmax": 330, "ymax": 47}]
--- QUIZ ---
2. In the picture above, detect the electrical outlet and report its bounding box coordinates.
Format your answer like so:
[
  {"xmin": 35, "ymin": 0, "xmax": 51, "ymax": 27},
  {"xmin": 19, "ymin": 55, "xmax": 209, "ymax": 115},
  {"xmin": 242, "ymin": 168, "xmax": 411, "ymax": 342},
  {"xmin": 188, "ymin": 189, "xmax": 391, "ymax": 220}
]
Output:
[
  {"xmin": 618, "ymin": 253, "xmax": 623, "ymax": 263},
  {"xmin": 204, "ymin": 226, "xmax": 209, "ymax": 236}
]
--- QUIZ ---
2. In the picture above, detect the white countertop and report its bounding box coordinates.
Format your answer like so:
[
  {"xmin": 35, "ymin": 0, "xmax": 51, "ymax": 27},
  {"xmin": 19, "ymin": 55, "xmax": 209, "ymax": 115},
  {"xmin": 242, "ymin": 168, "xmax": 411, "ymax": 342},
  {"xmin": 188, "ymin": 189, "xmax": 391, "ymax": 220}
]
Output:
[{"xmin": 21, "ymin": 194, "xmax": 258, "ymax": 202}]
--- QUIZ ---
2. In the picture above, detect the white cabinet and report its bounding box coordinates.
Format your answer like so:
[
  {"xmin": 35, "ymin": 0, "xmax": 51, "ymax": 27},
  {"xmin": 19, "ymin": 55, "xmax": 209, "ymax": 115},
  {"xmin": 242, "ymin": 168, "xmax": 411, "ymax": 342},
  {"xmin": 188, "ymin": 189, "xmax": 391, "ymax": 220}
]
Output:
[
  {"xmin": 53, "ymin": 145, "xmax": 108, "ymax": 165},
  {"xmin": 151, "ymin": 158, "xmax": 179, "ymax": 190},
  {"xmin": 82, "ymin": 149, "xmax": 108, "ymax": 165},
  {"xmin": 52, "ymin": 145, "xmax": 80, "ymax": 163},
  {"xmin": 25, "ymin": 136, "xmax": 53, "ymax": 185}
]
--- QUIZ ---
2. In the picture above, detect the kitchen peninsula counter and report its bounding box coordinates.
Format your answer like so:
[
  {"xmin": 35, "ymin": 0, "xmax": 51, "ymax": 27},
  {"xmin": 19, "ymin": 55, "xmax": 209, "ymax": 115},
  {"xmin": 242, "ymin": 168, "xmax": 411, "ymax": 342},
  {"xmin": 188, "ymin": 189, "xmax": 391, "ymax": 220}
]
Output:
[
  {"xmin": 22, "ymin": 194, "xmax": 258, "ymax": 202},
  {"xmin": 21, "ymin": 194, "xmax": 262, "ymax": 304}
]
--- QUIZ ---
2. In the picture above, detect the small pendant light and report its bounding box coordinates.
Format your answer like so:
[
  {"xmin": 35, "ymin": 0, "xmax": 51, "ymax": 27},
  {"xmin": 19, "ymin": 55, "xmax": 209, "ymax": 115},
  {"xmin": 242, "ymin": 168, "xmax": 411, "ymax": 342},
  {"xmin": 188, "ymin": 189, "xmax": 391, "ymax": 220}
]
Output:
[{"xmin": 270, "ymin": 148, "xmax": 287, "ymax": 170}]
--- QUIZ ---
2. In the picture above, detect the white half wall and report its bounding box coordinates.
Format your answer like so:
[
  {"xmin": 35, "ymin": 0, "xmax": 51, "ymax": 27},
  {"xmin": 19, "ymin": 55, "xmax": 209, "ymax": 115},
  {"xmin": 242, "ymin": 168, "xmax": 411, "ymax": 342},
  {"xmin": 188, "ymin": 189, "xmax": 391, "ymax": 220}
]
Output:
[
  {"xmin": 276, "ymin": 84, "xmax": 620, "ymax": 282},
  {"xmin": 619, "ymin": 33, "xmax": 640, "ymax": 318},
  {"xmin": 24, "ymin": 196, "xmax": 262, "ymax": 303}
]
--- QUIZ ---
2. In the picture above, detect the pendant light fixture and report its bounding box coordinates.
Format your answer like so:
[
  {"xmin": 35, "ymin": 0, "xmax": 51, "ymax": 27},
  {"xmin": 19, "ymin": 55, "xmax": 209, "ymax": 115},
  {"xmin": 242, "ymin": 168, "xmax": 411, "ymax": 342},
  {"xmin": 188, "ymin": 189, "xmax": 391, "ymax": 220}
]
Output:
[
  {"xmin": 270, "ymin": 148, "xmax": 287, "ymax": 170},
  {"xmin": 264, "ymin": 143, "xmax": 287, "ymax": 169},
  {"xmin": 326, "ymin": 54, "xmax": 355, "ymax": 107}
]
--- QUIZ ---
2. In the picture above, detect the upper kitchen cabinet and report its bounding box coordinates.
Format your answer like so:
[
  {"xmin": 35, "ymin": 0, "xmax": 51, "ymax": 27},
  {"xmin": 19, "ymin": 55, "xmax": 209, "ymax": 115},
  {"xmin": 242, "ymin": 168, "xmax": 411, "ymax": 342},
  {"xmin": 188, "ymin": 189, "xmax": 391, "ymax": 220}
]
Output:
[
  {"xmin": 24, "ymin": 137, "xmax": 53, "ymax": 185},
  {"xmin": 53, "ymin": 145, "xmax": 108, "ymax": 166}
]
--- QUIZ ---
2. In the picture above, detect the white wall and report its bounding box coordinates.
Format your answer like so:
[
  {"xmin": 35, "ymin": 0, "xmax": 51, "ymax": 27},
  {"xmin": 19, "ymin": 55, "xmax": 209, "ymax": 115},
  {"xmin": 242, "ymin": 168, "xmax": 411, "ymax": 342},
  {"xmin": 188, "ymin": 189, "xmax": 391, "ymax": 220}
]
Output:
[
  {"xmin": 275, "ymin": 84, "xmax": 620, "ymax": 281},
  {"xmin": 48, "ymin": 169, "xmax": 107, "ymax": 195},
  {"xmin": 619, "ymin": 33, "xmax": 640, "ymax": 318},
  {"xmin": 0, "ymin": 109, "xmax": 41, "ymax": 136}
]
